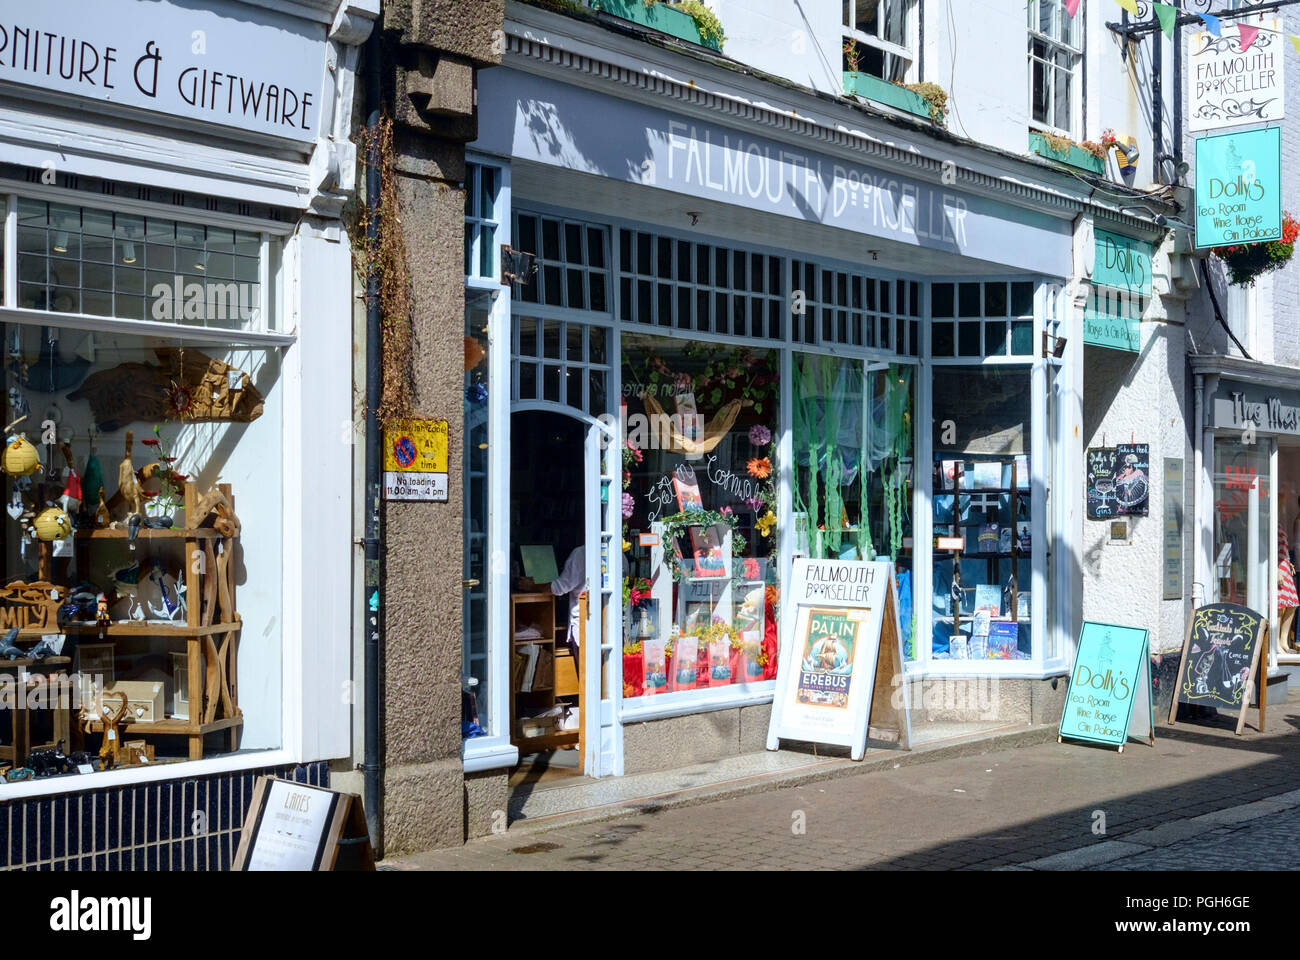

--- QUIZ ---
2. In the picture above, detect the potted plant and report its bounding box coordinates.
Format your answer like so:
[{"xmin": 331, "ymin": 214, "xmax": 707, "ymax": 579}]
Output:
[
  {"xmin": 842, "ymin": 39, "xmax": 939, "ymax": 123},
  {"xmin": 590, "ymin": 0, "xmax": 724, "ymax": 50},
  {"xmin": 1210, "ymin": 213, "xmax": 1300, "ymax": 286},
  {"xmin": 1028, "ymin": 130, "xmax": 1106, "ymax": 176},
  {"xmin": 139, "ymin": 426, "xmax": 188, "ymax": 528}
]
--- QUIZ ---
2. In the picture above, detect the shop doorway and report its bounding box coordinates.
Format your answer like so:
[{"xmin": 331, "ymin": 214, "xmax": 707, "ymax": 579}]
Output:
[
  {"xmin": 1278, "ymin": 441, "xmax": 1300, "ymax": 656},
  {"xmin": 507, "ymin": 407, "xmax": 617, "ymax": 790},
  {"xmin": 1212, "ymin": 436, "xmax": 1272, "ymax": 618}
]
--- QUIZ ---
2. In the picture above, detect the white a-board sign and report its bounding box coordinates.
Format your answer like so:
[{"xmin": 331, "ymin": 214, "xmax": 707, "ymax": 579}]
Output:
[
  {"xmin": 766, "ymin": 559, "xmax": 911, "ymax": 760},
  {"xmin": 233, "ymin": 777, "xmax": 374, "ymax": 871}
]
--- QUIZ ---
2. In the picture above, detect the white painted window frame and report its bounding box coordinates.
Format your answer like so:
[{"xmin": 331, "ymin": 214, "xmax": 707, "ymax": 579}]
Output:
[
  {"xmin": 0, "ymin": 183, "xmax": 362, "ymax": 799},
  {"xmin": 842, "ymin": 0, "xmax": 918, "ymax": 83},
  {"xmin": 1028, "ymin": 0, "xmax": 1084, "ymax": 139}
]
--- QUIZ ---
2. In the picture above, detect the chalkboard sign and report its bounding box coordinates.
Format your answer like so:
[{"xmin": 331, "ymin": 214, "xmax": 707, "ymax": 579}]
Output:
[
  {"xmin": 1114, "ymin": 443, "xmax": 1150, "ymax": 516},
  {"xmin": 1086, "ymin": 447, "xmax": 1119, "ymax": 520},
  {"xmin": 1168, "ymin": 602, "xmax": 1268, "ymax": 735},
  {"xmin": 1058, "ymin": 621, "xmax": 1154, "ymax": 751}
]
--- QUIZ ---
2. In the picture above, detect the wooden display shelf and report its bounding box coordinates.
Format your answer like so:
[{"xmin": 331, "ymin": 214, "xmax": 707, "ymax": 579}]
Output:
[
  {"xmin": 81, "ymin": 715, "xmax": 243, "ymax": 737},
  {"xmin": 74, "ymin": 527, "xmax": 224, "ymax": 540},
  {"xmin": 514, "ymin": 730, "xmax": 579, "ymax": 753},
  {"xmin": 70, "ymin": 481, "xmax": 243, "ymax": 763},
  {"xmin": 63, "ymin": 621, "xmax": 241, "ymax": 637}
]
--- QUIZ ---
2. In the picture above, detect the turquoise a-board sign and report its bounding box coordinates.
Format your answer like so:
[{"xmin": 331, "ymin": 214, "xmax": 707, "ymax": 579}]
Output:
[
  {"xmin": 1058, "ymin": 621, "xmax": 1155, "ymax": 751},
  {"xmin": 1195, "ymin": 127, "xmax": 1282, "ymax": 249}
]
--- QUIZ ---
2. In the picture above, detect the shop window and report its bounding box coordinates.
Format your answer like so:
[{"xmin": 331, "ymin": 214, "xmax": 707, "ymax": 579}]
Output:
[
  {"xmin": 514, "ymin": 212, "xmax": 609, "ymax": 312},
  {"xmin": 792, "ymin": 355, "xmax": 916, "ymax": 658},
  {"xmin": 931, "ymin": 366, "xmax": 1032, "ymax": 661},
  {"xmin": 513, "ymin": 316, "xmax": 611, "ymax": 417},
  {"xmin": 465, "ymin": 162, "xmax": 501, "ymax": 281},
  {"xmin": 463, "ymin": 291, "xmax": 492, "ymax": 739},
  {"xmin": 617, "ymin": 230, "xmax": 783, "ymax": 342},
  {"xmin": 791, "ymin": 260, "xmax": 918, "ymax": 357},
  {"xmin": 929, "ymin": 281, "xmax": 1034, "ymax": 358},
  {"xmin": 843, "ymin": 0, "xmax": 914, "ymax": 82},
  {"xmin": 619, "ymin": 334, "xmax": 780, "ymax": 699},
  {"xmin": 0, "ymin": 322, "xmax": 282, "ymax": 777},
  {"xmin": 1029, "ymin": 0, "xmax": 1081, "ymax": 136},
  {"xmin": 1213, "ymin": 438, "xmax": 1270, "ymax": 611},
  {"xmin": 16, "ymin": 199, "xmax": 269, "ymax": 331}
]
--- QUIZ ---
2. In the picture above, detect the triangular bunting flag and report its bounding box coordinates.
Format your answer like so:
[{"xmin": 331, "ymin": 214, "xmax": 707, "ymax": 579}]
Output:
[
  {"xmin": 1064, "ymin": 0, "xmax": 1081, "ymax": 17},
  {"xmin": 1199, "ymin": 14, "xmax": 1221, "ymax": 37},
  {"xmin": 1239, "ymin": 24, "xmax": 1259, "ymax": 52},
  {"xmin": 1292, "ymin": 34, "xmax": 1300, "ymax": 56},
  {"xmin": 1154, "ymin": 2, "xmax": 1176, "ymax": 38},
  {"xmin": 1116, "ymin": 0, "xmax": 1138, "ymax": 16}
]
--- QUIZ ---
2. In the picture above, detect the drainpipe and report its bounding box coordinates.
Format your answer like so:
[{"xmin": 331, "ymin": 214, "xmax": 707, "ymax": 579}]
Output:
[
  {"xmin": 1193, "ymin": 372, "xmax": 1204, "ymax": 607},
  {"xmin": 361, "ymin": 20, "xmax": 384, "ymax": 858}
]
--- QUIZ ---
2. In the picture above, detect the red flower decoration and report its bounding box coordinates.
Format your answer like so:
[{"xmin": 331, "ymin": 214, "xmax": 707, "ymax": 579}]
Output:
[
  {"xmin": 142, "ymin": 438, "xmax": 160, "ymax": 447},
  {"xmin": 140, "ymin": 490, "xmax": 158, "ymax": 499}
]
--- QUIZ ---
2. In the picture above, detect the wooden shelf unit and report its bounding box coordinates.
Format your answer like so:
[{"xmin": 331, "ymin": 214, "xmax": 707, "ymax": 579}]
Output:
[
  {"xmin": 937, "ymin": 459, "xmax": 1028, "ymax": 640},
  {"xmin": 74, "ymin": 482, "xmax": 243, "ymax": 762},
  {"xmin": 509, "ymin": 591, "xmax": 580, "ymax": 758}
]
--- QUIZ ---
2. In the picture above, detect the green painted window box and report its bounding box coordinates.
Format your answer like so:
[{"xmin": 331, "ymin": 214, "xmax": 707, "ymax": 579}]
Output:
[
  {"xmin": 842, "ymin": 72, "xmax": 932, "ymax": 121},
  {"xmin": 1028, "ymin": 132, "xmax": 1105, "ymax": 175},
  {"xmin": 590, "ymin": 0, "xmax": 722, "ymax": 50}
]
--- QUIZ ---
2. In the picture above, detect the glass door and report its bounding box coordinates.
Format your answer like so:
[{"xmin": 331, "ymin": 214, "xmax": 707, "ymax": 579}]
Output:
[{"xmin": 1212, "ymin": 436, "xmax": 1272, "ymax": 614}]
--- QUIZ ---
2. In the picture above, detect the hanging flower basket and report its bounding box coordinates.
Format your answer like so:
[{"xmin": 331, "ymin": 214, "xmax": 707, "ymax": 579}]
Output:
[{"xmin": 1210, "ymin": 213, "xmax": 1299, "ymax": 286}]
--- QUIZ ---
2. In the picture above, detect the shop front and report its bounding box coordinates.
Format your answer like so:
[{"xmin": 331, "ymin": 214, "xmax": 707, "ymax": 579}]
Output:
[
  {"xmin": 456, "ymin": 28, "xmax": 1141, "ymax": 801},
  {"xmin": 0, "ymin": 0, "xmax": 373, "ymax": 868},
  {"xmin": 1194, "ymin": 358, "xmax": 1300, "ymax": 675}
]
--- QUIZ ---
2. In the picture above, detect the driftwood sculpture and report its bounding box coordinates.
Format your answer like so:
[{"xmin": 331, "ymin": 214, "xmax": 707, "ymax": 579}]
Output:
[
  {"xmin": 67, "ymin": 348, "xmax": 264, "ymax": 431},
  {"xmin": 116, "ymin": 431, "xmax": 142, "ymax": 520},
  {"xmin": 89, "ymin": 691, "xmax": 129, "ymax": 770}
]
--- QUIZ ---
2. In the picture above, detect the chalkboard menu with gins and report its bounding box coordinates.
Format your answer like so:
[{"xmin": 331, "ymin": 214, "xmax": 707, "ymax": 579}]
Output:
[
  {"xmin": 1087, "ymin": 447, "xmax": 1119, "ymax": 520},
  {"xmin": 1170, "ymin": 602, "xmax": 1267, "ymax": 734}
]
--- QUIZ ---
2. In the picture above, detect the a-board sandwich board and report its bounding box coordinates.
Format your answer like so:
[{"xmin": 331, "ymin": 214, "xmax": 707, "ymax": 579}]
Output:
[
  {"xmin": 233, "ymin": 776, "xmax": 375, "ymax": 871},
  {"xmin": 766, "ymin": 558, "xmax": 910, "ymax": 761},
  {"xmin": 1057, "ymin": 621, "xmax": 1154, "ymax": 752},
  {"xmin": 1167, "ymin": 602, "xmax": 1268, "ymax": 735}
]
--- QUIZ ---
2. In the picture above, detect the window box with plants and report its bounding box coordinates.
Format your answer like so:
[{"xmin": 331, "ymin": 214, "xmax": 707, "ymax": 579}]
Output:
[
  {"xmin": 1028, "ymin": 131, "xmax": 1106, "ymax": 175},
  {"xmin": 841, "ymin": 41, "xmax": 946, "ymax": 124},
  {"xmin": 589, "ymin": 0, "xmax": 725, "ymax": 50}
]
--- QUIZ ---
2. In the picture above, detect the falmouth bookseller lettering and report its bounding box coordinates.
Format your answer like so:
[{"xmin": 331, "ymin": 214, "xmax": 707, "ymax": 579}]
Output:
[
  {"xmin": 796, "ymin": 609, "xmax": 859, "ymax": 710},
  {"xmin": 800, "ymin": 562, "xmax": 876, "ymax": 603}
]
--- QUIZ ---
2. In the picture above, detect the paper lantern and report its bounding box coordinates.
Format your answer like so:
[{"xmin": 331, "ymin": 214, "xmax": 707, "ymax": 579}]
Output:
[{"xmin": 1, "ymin": 436, "xmax": 40, "ymax": 477}]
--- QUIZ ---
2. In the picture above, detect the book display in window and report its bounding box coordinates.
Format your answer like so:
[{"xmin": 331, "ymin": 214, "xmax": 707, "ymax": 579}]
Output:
[{"xmin": 933, "ymin": 456, "xmax": 1031, "ymax": 660}]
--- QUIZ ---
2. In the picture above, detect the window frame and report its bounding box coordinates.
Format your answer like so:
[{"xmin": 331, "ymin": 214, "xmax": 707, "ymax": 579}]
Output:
[
  {"xmin": 1028, "ymin": 0, "xmax": 1083, "ymax": 139},
  {"xmin": 842, "ymin": 0, "xmax": 917, "ymax": 83},
  {"xmin": 0, "ymin": 183, "xmax": 350, "ymax": 799}
]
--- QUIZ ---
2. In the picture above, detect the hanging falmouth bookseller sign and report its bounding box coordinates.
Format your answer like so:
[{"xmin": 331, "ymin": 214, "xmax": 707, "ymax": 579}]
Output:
[
  {"xmin": 1195, "ymin": 127, "xmax": 1282, "ymax": 249},
  {"xmin": 1189, "ymin": 20, "xmax": 1284, "ymax": 132},
  {"xmin": 0, "ymin": 0, "xmax": 323, "ymax": 142}
]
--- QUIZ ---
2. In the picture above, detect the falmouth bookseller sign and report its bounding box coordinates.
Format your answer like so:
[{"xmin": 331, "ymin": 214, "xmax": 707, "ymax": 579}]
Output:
[{"xmin": 1189, "ymin": 19, "xmax": 1285, "ymax": 132}]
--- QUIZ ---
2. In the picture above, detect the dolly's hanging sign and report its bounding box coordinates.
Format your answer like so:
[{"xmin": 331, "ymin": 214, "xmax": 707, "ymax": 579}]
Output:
[
  {"xmin": 1189, "ymin": 20, "xmax": 1285, "ymax": 132},
  {"xmin": 383, "ymin": 419, "xmax": 449, "ymax": 502},
  {"xmin": 1195, "ymin": 127, "xmax": 1282, "ymax": 249},
  {"xmin": 766, "ymin": 559, "xmax": 910, "ymax": 760},
  {"xmin": 1058, "ymin": 621, "xmax": 1154, "ymax": 751}
]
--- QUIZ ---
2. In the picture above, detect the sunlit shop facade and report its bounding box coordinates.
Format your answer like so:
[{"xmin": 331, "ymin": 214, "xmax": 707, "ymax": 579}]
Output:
[
  {"xmin": 455, "ymin": 22, "xmax": 1166, "ymax": 800},
  {"xmin": 0, "ymin": 0, "xmax": 372, "ymax": 869}
]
